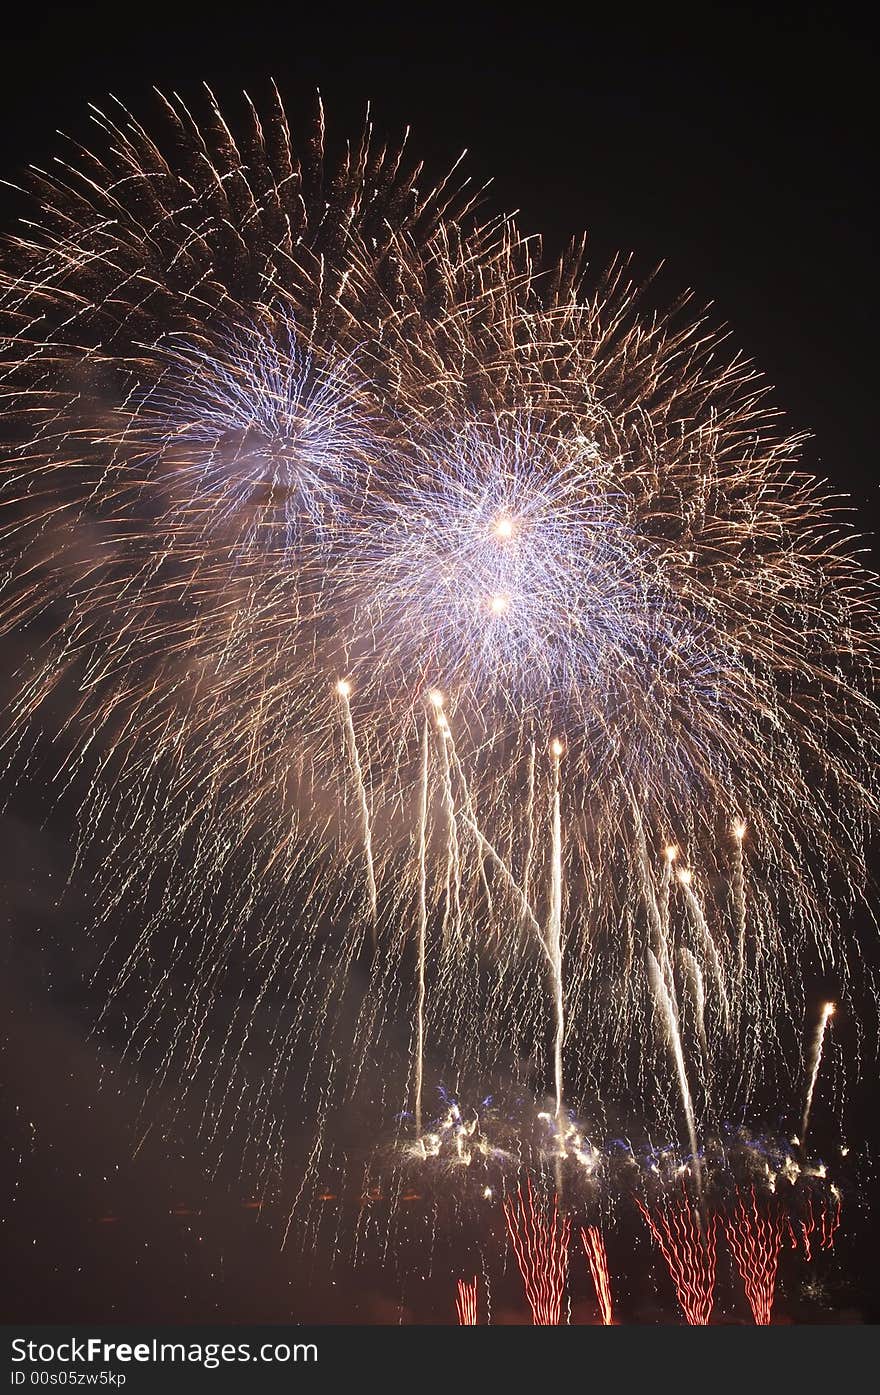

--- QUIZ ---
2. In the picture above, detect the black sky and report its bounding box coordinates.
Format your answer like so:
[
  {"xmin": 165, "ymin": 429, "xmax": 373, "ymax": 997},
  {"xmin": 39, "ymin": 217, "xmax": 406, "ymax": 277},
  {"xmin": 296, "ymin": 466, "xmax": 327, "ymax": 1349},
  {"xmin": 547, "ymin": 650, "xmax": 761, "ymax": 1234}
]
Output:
[{"xmin": 1, "ymin": 2, "xmax": 877, "ymax": 1324}]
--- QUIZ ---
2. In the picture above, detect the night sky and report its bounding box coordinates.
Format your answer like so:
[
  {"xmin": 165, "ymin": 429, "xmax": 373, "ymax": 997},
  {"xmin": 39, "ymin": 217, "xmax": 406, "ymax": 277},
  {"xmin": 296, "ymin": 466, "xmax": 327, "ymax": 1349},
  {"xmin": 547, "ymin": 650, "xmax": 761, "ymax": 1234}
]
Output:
[{"xmin": 1, "ymin": 4, "xmax": 877, "ymax": 1325}]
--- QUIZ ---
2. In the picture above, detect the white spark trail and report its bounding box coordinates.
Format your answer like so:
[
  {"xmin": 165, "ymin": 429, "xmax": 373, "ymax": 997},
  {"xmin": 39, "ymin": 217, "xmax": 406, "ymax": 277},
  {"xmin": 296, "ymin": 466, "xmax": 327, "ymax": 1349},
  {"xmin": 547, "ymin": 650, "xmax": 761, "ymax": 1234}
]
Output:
[
  {"xmin": 436, "ymin": 718, "xmax": 462, "ymax": 944},
  {"xmin": 680, "ymin": 946, "xmax": 708, "ymax": 1063},
  {"xmin": 548, "ymin": 743, "xmax": 565, "ymax": 1129},
  {"xmin": 680, "ymin": 876, "xmax": 731, "ymax": 1032},
  {"xmin": 801, "ymin": 1001, "xmax": 835, "ymax": 1145},
  {"xmin": 414, "ymin": 717, "xmax": 430, "ymax": 1138},
  {"xmin": 337, "ymin": 685, "xmax": 378, "ymax": 946},
  {"xmin": 732, "ymin": 822, "xmax": 747, "ymax": 983},
  {"xmin": 647, "ymin": 948, "xmax": 701, "ymax": 1184}
]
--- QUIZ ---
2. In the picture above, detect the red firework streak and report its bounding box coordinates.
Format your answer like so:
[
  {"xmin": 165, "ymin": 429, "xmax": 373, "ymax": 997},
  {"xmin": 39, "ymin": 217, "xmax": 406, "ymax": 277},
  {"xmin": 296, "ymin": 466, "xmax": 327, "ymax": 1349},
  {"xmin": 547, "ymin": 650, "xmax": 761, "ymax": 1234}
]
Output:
[
  {"xmin": 723, "ymin": 1187, "xmax": 782, "ymax": 1325},
  {"xmin": 456, "ymin": 1276, "xmax": 478, "ymax": 1325},
  {"xmin": 503, "ymin": 1178, "xmax": 571, "ymax": 1325},
  {"xmin": 580, "ymin": 1225, "xmax": 613, "ymax": 1324},
  {"xmin": 636, "ymin": 1190, "xmax": 717, "ymax": 1325},
  {"xmin": 820, "ymin": 1191, "xmax": 842, "ymax": 1250},
  {"xmin": 800, "ymin": 1196, "xmax": 816, "ymax": 1262},
  {"xmin": 793, "ymin": 1189, "xmax": 841, "ymax": 1260}
]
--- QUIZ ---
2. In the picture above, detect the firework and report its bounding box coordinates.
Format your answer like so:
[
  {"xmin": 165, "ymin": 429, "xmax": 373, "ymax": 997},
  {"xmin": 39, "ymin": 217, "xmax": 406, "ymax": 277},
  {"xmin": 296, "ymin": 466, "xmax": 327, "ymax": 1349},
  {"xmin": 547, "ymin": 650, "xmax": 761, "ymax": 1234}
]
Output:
[
  {"xmin": 799, "ymin": 1197, "xmax": 816, "ymax": 1262},
  {"xmin": 723, "ymin": 1187, "xmax": 782, "ymax": 1325},
  {"xmin": 503, "ymin": 1179, "xmax": 570, "ymax": 1325},
  {"xmin": 637, "ymin": 1190, "xmax": 717, "ymax": 1325},
  {"xmin": 579, "ymin": 1225, "xmax": 613, "ymax": 1325},
  {"xmin": 336, "ymin": 679, "xmax": 378, "ymax": 943},
  {"xmin": 455, "ymin": 1276, "xmax": 478, "ymax": 1325},
  {"xmin": 820, "ymin": 1188, "xmax": 842, "ymax": 1251},
  {"xmin": 1, "ymin": 87, "xmax": 878, "ymax": 1274},
  {"xmin": 800, "ymin": 1002, "xmax": 835, "ymax": 1146},
  {"xmin": 548, "ymin": 737, "xmax": 565, "ymax": 1138},
  {"xmin": 789, "ymin": 1182, "xmax": 842, "ymax": 1262}
]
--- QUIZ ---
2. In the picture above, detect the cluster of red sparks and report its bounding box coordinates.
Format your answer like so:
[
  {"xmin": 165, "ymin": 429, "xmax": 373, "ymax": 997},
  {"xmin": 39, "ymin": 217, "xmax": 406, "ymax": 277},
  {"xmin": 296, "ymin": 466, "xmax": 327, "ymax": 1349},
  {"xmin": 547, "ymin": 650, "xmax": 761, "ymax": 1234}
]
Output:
[
  {"xmin": 502, "ymin": 1180, "xmax": 571, "ymax": 1325},
  {"xmin": 456, "ymin": 1276, "xmax": 479, "ymax": 1325},
  {"xmin": 455, "ymin": 1178, "xmax": 841, "ymax": 1325},
  {"xmin": 636, "ymin": 1191, "xmax": 718, "ymax": 1325},
  {"xmin": 580, "ymin": 1225, "xmax": 614, "ymax": 1325},
  {"xmin": 722, "ymin": 1187, "xmax": 783, "ymax": 1325},
  {"xmin": 786, "ymin": 1193, "xmax": 842, "ymax": 1262}
]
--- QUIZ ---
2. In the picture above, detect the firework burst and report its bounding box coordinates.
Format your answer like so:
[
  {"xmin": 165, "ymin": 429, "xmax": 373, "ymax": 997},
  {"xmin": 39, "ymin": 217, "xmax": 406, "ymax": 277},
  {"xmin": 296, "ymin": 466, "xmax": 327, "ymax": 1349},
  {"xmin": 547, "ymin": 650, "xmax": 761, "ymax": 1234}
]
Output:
[{"xmin": 1, "ymin": 87, "xmax": 878, "ymax": 1279}]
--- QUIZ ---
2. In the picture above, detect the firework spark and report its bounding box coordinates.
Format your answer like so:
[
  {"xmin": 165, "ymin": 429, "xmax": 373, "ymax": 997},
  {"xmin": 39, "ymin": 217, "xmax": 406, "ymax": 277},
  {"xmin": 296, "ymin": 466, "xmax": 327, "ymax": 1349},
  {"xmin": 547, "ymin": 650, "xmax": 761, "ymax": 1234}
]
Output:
[
  {"xmin": 820, "ymin": 1188, "xmax": 842, "ymax": 1250},
  {"xmin": 579, "ymin": 1225, "xmax": 613, "ymax": 1325},
  {"xmin": 503, "ymin": 1179, "xmax": 570, "ymax": 1325},
  {"xmin": 637, "ymin": 1190, "xmax": 717, "ymax": 1325},
  {"xmin": 723, "ymin": 1187, "xmax": 783, "ymax": 1325},
  {"xmin": 799, "ymin": 1195, "xmax": 817, "ymax": 1261},
  {"xmin": 800, "ymin": 1002, "xmax": 835, "ymax": 1146},
  {"xmin": 336, "ymin": 680, "xmax": 378, "ymax": 943},
  {"xmin": 456, "ymin": 1276, "xmax": 478, "ymax": 1325},
  {"xmin": 0, "ymin": 87, "xmax": 878, "ymax": 1265}
]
